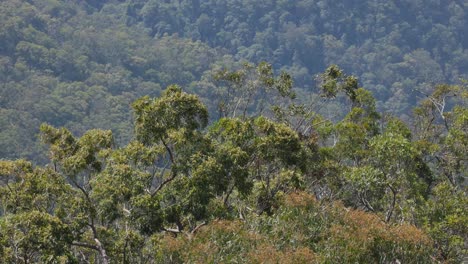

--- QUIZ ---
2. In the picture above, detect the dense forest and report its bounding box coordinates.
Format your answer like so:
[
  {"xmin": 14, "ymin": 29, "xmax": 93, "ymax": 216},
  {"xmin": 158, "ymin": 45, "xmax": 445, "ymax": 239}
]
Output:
[
  {"xmin": 1, "ymin": 0, "xmax": 467, "ymax": 162},
  {"xmin": 0, "ymin": 0, "xmax": 467, "ymax": 263}
]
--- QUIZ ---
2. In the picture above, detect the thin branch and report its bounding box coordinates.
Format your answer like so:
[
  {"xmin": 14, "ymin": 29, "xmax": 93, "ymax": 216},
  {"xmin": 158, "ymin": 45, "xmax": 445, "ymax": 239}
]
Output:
[
  {"xmin": 88, "ymin": 218, "xmax": 110, "ymax": 264},
  {"xmin": 150, "ymin": 138, "xmax": 178, "ymax": 196},
  {"xmin": 359, "ymin": 192, "xmax": 375, "ymax": 212},
  {"xmin": 191, "ymin": 222, "xmax": 206, "ymax": 234},
  {"xmin": 151, "ymin": 170, "xmax": 177, "ymax": 197},
  {"xmin": 148, "ymin": 160, "xmax": 170, "ymax": 195},
  {"xmin": 163, "ymin": 228, "xmax": 181, "ymax": 234},
  {"xmin": 70, "ymin": 178, "xmax": 94, "ymax": 207},
  {"xmin": 161, "ymin": 138, "xmax": 175, "ymax": 164},
  {"xmin": 223, "ymin": 183, "xmax": 236, "ymax": 207},
  {"xmin": 94, "ymin": 238, "xmax": 109, "ymax": 264},
  {"xmin": 385, "ymin": 185, "xmax": 397, "ymax": 223},
  {"xmin": 71, "ymin": 242, "xmax": 99, "ymax": 251},
  {"xmin": 232, "ymin": 97, "xmax": 243, "ymax": 118}
]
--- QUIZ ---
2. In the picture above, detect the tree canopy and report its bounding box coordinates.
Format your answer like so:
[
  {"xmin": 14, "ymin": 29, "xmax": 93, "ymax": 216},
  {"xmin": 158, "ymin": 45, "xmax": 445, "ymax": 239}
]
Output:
[
  {"xmin": 0, "ymin": 0, "xmax": 467, "ymax": 262},
  {"xmin": 1, "ymin": 64, "xmax": 466, "ymax": 263}
]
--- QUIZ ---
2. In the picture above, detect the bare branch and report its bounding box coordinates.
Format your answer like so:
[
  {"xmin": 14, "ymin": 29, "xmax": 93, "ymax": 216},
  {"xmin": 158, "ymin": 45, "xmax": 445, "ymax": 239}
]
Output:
[
  {"xmin": 71, "ymin": 242, "xmax": 99, "ymax": 251},
  {"xmin": 163, "ymin": 228, "xmax": 181, "ymax": 234},
  {"xmin": 191, "ymin": 222, "xmax": 206, "ymax": 234},
  {"xmin": 161, "ymin": 138, "xmax": 175, "ymax": 164},
  {"xmin": 223, "ymin": 183, "xmax": 236, "ymax": 207},
  {"xmin": 150, "ymin": 138, "xmax": 178, "ymax": 196},
  {"xmin": 151, "ymin": 170, "xmax": 177, "ymax": 197},
  {"xmin": 385, "ymin": 185, "xmax": 397, "ymax": 223}
]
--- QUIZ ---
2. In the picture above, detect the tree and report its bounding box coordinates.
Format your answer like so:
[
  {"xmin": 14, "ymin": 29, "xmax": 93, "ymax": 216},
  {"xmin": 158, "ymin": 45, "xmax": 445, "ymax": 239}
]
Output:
[
  {"xmin": 413, "ymin": 84, "xmax": 467, "ymax": 187},
  {"xmin": 39, "ymin": 125, "xmax": 113, "ymax": 264},
  {"xmin": 0, "ymin": 160, "xmax": 75, "ymax": 263},
  {"xmin": 1, "ymin": 71, "xmax": 464, "ymax": 262},
  {"xmin": 209, "ymin": 61, "xmax": 295, "ymax": 120},
  {"xmin": 209, "ymin": 116, "xmax": 306, "ymax": 215},
  {"xmin": 419, "ymin": 182, "xmax": 467, "ymax": 262}
]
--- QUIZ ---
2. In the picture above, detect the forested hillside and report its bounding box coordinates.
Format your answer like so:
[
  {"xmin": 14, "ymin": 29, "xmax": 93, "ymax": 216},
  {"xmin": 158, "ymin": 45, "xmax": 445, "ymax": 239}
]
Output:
[
  {"xmin": 0, "ymin": 1, "xmax": 467, "ymax": 262},
  {"xmin": 0, "ymin": 0, "xmax": 467, "ymax": 162}
]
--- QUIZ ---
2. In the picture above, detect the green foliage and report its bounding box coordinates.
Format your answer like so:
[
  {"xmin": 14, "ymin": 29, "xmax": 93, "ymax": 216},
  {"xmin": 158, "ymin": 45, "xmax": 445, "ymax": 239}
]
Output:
[
  {"xmin": 208, "ymin": 115, "xmax": 306, "ymax": 215},
  {"xmin": 1, "ymin": 78, "xmax": 467, "ymax": 262},
  {"xmin": 0, "ymin": 5, "xmax": 467, "ymax": 255},
  {"xmin": 40, "ymin": 124, "xmax": 113, "ymax": 174},
  {"xmin": 419, "ymin": 182, "xmax": 468, "ymax": 263},
  {"xmin": 412, "ymin": 83, "xmax": 467, "ymax": 187},
  {"xmin": 0, "ymin": 159, "xmax": 77, "ymax": 263},
  {"xmin": 0, "ymin": 211, "xmax": 75, "ymax": 263},
  {"xmin": 132, "ymin": 85, "xmax": 208, "ymax": 145},
  {"xmin": 208, "ymin": 61, "xmax": 295, "ymax": 119},
  {"xmin": 144, "ymin": 192, "xmax": 434, "ymax": 263}
]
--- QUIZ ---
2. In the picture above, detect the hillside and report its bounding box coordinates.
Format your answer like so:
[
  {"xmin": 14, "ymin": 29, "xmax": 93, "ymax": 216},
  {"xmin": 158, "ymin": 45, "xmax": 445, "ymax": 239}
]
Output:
[
  {"xmin": 1, "ymin": 0, "xmax": 467, "ymax": 162},
  {"xmin": 0, "ymin": 1, "xmax": 467, "ymax": 262}
]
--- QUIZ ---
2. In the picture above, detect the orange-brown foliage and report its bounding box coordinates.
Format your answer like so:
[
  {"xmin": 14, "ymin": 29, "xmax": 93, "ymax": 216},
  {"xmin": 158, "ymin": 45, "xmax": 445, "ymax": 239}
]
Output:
[
  {"xmin": 248, "ymin": 244, "xmax": 319, "ymax": 264},
  {"xmin": 284, "ymin": 192, "xmax": 317, "ymax": 208}
]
